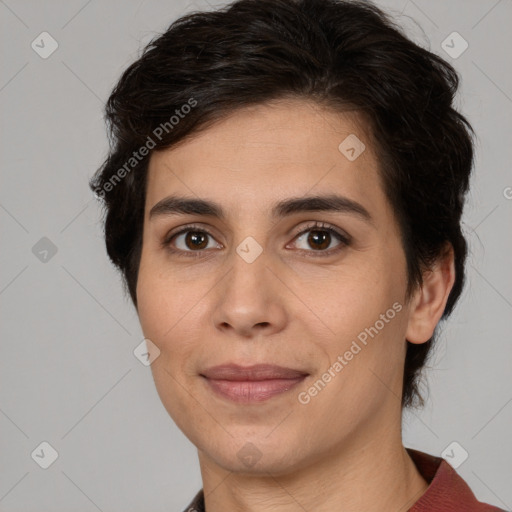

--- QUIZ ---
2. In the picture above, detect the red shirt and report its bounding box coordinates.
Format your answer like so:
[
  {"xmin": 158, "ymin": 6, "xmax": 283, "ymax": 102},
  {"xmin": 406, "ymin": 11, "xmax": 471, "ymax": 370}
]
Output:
[
  {"xmin": 407, "ymin": 448, "xmax": 505, "ymax": 511},
  {"xmin": 183, "ymin": 448, "xmax": 506, "ymax": 511}
]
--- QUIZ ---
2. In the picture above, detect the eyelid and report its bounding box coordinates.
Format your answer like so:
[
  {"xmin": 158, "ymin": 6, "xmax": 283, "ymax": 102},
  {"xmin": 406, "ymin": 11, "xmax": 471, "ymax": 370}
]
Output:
[{"xmin": 290, "ymin": 221, "xmax": 351, "ymax": 243}]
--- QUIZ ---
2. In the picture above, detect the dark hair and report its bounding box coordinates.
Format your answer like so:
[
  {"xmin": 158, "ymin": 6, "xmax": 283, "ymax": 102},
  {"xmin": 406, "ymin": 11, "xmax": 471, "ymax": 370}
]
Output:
[{"xmin": 89, "ymin": 0, "xmax": 474, "ymax": 408}]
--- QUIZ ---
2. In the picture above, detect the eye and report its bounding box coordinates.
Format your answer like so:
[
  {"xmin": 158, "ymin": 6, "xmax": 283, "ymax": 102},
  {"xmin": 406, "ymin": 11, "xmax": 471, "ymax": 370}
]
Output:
[
  {"xmin": 288, "ymin": 222, "xmax": 351, "ymax": 256},
  {"xmin": 162, "ymin": 221, "xmax": 351, "ymax": 258},
  {"xmin": 163, "ymin": 225, "xmax": 221, "ymax": 256}
]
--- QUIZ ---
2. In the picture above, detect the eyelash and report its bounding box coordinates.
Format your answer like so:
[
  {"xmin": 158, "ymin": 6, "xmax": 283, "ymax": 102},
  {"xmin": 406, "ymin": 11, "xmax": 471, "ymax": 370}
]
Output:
[{"xmin": 162, "ymin": 221, "xmax": 351, "ymax": 258}]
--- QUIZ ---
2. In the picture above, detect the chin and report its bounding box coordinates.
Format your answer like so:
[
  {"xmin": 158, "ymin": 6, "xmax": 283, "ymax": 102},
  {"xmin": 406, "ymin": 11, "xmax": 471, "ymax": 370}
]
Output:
[
  {"xmin": 217, "ymin": 452, "xmax": 304, "ymax": 476},
  {"xmin": 197, "ymin": 433, "xmax": 311, "ymax": 476}
]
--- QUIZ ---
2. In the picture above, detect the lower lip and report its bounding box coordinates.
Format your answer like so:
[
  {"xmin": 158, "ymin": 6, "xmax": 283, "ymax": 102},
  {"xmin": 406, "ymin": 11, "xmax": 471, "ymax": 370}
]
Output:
[{"xmin": 203, "ymin": 376, "xmax": 307, "ymax": 403}]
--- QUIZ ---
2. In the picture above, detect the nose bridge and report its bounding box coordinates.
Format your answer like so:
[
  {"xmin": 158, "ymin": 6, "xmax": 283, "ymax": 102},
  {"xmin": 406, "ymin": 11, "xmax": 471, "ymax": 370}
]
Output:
[{"xmin": 229, "ymin": 236, "xmax": 270, "ymax": 291}]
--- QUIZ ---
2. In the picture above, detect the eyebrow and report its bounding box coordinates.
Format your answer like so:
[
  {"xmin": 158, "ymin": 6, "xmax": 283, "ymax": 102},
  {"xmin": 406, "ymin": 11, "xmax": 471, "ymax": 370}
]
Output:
[{"xmin": 149, "ymin": 194, "xmax": 373, "ymax": 224}]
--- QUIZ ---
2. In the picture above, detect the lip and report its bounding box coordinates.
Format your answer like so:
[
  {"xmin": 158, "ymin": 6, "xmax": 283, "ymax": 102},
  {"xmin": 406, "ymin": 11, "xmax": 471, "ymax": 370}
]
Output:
[{"xmin": 200, "ymin": 364, "xmax": 309, "ymax": 403}]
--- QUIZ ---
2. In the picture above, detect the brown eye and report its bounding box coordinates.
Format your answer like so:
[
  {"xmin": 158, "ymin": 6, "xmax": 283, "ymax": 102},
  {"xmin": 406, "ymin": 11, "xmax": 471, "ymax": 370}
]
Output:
[
  {"xmin": 163, "ymin": 222, "xmax": 349, "ymax": 258},
  {"xmin": 165, "ymin": 227, "xmax": 222, "ymax": 255},
  {"xmin": 290, "ymin": 222, "xmax": 351, "ymax": 256}
]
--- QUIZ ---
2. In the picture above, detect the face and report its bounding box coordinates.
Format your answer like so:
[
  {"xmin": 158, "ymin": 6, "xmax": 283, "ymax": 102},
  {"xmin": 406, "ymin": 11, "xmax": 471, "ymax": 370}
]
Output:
[{"xmin": 136, "ymin": 99, "xmax": 412, "ymax": 475}]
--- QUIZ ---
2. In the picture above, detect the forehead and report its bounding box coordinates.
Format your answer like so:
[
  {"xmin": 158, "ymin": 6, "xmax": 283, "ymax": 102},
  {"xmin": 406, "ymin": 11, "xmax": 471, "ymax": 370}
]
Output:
[{"xmin": 145, "ymin": 99, "xmax": 385, "ymax": 218}]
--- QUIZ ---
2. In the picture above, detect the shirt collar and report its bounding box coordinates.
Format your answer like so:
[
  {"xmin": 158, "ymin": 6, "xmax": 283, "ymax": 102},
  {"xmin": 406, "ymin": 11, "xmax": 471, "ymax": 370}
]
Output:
[{"xmin": 406, "ymin": 448, "xmax": 503, "ymax": 511}]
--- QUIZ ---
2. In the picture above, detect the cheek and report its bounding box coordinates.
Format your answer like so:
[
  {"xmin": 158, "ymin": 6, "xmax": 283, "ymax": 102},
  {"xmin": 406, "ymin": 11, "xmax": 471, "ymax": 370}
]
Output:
[
  {"xmin": 136, "ymin": 255, "xmax": 209, "ymax": 377},
  {"xmin": 136, "ymin": 262, "xmax": 203, "ymax": 429},
  {"xmin": 136, "ymin": 260, "xmax": 165, "ymax": 341},
  {"xmin": 299, "ymin": 254, "xmax": 408, "ymax": 401},
  {"xmin": 137, "ymin": 248, "xmax": 187, "ymax": 338},
  {"xmin": 298, "ymin": 302, "xmax": 407, "ymax": 435},
  {"xmin": 303, "ymin": 260, "xmax": 404, "ymax": 346},
  {"xmin": 136, "ymin": 257, "xmax": 183, "ymax": 370}
]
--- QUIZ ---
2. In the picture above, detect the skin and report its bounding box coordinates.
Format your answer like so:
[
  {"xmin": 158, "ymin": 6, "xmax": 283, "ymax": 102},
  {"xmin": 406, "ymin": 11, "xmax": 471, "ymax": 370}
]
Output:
[{"xmin": 136, "ymin": 98, "xmax": 455, "ymax": 512}]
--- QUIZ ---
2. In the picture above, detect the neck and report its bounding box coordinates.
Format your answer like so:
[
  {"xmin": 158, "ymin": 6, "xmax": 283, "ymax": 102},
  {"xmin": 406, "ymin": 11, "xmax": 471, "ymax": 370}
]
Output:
[{"xmin": 197, "ymin": 421, "xmax": 428, "ymax": 512}]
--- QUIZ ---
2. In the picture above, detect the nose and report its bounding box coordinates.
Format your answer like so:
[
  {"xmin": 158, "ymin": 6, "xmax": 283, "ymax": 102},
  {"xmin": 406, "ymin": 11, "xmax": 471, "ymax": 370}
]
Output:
[{"xmin": 211, "ymin": 248, "xmax": 288, "ymax": 339}]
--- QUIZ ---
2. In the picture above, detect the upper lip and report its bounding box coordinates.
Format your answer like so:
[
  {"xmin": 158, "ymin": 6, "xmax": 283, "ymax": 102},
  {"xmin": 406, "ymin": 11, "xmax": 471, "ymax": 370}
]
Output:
[{"xmin": 200, "ymin": 364, "xmax": 309, "ymax": 381}]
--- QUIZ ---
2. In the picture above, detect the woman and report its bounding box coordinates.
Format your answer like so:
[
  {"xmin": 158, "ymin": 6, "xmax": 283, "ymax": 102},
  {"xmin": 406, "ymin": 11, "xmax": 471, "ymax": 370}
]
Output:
[{"xmin": 90, "ymin": 0, "xmax": 505, "ymax": 510}]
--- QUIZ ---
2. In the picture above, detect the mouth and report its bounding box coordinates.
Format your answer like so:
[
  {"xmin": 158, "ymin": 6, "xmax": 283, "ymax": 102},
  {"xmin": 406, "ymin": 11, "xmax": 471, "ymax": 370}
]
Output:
[{"xmin": 200, "ymin": 364, "xmax": 309, "ymax": 403}]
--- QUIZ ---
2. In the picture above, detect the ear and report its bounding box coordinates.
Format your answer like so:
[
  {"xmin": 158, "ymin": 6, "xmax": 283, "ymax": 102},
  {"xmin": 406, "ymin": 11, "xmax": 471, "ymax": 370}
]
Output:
[{"xmin": 405, "ymin": 243, "xmax": 456, "ymax": 344}]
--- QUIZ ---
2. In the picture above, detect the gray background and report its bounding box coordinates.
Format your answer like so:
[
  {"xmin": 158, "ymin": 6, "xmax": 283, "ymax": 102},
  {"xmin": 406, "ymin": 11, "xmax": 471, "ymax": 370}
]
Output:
[{"xmin": 1, "ymin": 0, "xmax": 511, "ymax": 511}]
